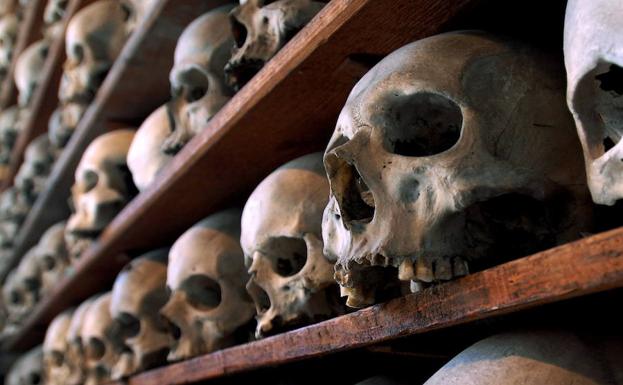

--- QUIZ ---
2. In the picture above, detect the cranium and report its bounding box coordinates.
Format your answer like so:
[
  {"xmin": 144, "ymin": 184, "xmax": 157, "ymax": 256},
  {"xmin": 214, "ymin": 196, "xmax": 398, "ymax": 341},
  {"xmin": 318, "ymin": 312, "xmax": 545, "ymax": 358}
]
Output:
[
  {"xmin": 14, "ymin": 134, "xmax": 55, "ymax": 204},
  {"xmin": 160, "ymin": 209, "xmax": 255, "ymax": 361},
  {"xmin": 43, "ymin": 0, "xmax": 69, "ymax": 39},
  {"xmin": 59, "ymin": 0, "xmax": 131, "ymax": 104},
  {"xmin": 48, "ymin": 102, "xmax": 87, "ymax": 149},
  {"xmin": 564, "ymin": 0, "xmax": 623, "ymax": 205},
  {"xmin": 33, "ymin": 221, "xmax": 69, "ymax": 292},
  {"xmin": 65, "ymin": 129, "xmax": 136, "ymax": 263},
  {"xmin": 241, "ymin": 153, "xmax": 342, "ymax": 338},
  {"xmin": 0, "ymin": 186, "xmax": 30, "ymax": 227},
  {"xmin": 225, "ymin": 0, "xmax": 324, "ymax": 90},
  {"xmin": 0, "ymin": 106, "xmax": 22, "ymax": 166},
  {"xmin": 127, "ymin": 105, "xmax": 173, "ymax": 191},
  {"xmin": 65, "ymin": 298, "xmax": 95, "ymax": 385},
  {"xmin": 323, "ymin": 31, "xmax": 592, "ymax": 308},
  {"xmin": 5, "ymin": 346, "xmax": 44, "ymax": 385},
  {"xmin": 14, "ymin": 39, "xmax": 50, "ymax": 107},
  {"xmin": 110, "ymin": 249, "xmax": 170, "ymax": 378},
  {"xmin": 2, "ymin": 248, "xmax": 41, "ymax": 327},
  {"xmin": 163, "ymin": 5, "xmax": 235, "ymax": 154},
  {"xmin": 82, "ymin": 292, "xmax": 128, "ymax": 385},
  {"xmin": 0, "ymin": 13, "xmax": 18, "ymax": 79},
  {"xmin": 43, "ymin": 309, "xmax": 73, "ymax": 385}
]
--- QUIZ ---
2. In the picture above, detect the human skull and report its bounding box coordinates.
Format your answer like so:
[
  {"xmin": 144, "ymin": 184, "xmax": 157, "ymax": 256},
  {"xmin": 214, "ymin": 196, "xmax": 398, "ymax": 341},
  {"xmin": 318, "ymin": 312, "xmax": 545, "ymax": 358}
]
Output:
[
  {"xmin": 163, "ymin": 5, "xmax": 235, "ymax": 154},
  {"xmin": 564, "ymin": 1, "xmax": 623, "ymax": 205},
  {"xmin": 127, "ymin": 105, "xmax": 173, "ymax": 191},
  {"xmin": 59, "ymin": 0, "xmax": 131, "ymax": 104},
  {"xmin": 65, "ymin": 298, "xmax": 94, "ymax": 385},
  {"xmin": 34, "ymin": 221, "xmax": 69, "ymax": 292},
  {"xmin": 48, "ymin": 102, "xmax": 87, "ymax": 149},
  {"xmin": 0, "ymin": 106, "xmax": 22, "ymax": 165},
  {"xmin": 14, "ymin": 39, "xmax": 50, "ymax": 107},
  {"xmin": 65, "ymin": 129, "xmax": 136, "ymax": 263},
  {"xmin": 323, "ymin": 31, "xmax": 592, "ymax": 308},
  {"xmin": 43, "ymin": 0, "xmax": 69, "ymax": 39},
  {"xmin": 110, "ymin": 249, "xmax": 170, "ymax": 378},
  {"xmin": 160, "ymin": 209, "xmax": 255, "ymax": 361},
  {"xmin": 5, "ymin": 346, "xmax": 44, "ymax": 385},
  {"xmin": 14, "ymin": 134, "xmax": 55, "ymax": 203},
  {"xmin": 0, "ymin": 186, "xmax": 30, "ymax": 226},
  {"xmin": 0, "ymin": 13, "xmax": 18, "ymax": 79},
  {"xmin": 241, "ymin": 153, "xmax": 342, "ymax": 338},
  {"xmin": 2, "ymin": 248, "xmax": 41, "ymax": 327},
  {"xmin": 43, "ymin": 309, "xmax": 73, "ymax": 385},
  {"xmin": 225, "ymin": 0, "xmax": 324, "ymax": 90},
  {"xmin": 82, "ymin": 292, "xmax": 128, "ymax": 385}
]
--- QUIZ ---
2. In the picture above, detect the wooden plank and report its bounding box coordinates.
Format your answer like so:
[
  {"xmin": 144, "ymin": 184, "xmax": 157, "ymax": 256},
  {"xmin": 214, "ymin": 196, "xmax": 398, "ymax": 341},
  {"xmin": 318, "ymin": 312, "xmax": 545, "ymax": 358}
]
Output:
[{"xmin": 108, "ymin": 225, "xmax": 623, "ymax": 385}]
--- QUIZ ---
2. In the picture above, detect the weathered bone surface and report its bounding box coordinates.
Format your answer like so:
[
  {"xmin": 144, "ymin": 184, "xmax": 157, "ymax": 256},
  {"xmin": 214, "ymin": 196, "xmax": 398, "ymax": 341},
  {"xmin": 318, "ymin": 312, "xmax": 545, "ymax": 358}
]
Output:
[
  {"xmin": 82, "ymin": 292, "xmax": 128, "ymax": 385},
  {"xmin": 34, "ymin": 221, "xmax": 69, "ymax": 292},
  {"xmin": 163, "ymin": 5, "xmax": 235, "ymax": 154},
  {"xmin": 14, "ymin": 134, "xmax": 55, "ymax": 204},
  {"xmin": 14, "ymin": 39, "xmax": 50, "ymax": 107},
  {"xmin": 0, "ymin": 12, "xmax": 18, "ymax": 81},
  {"xmin": 241, "ymin": 153, "xmax": 342, "ymax": 338},
  {"xmin": 161, "ymin": 209, "xmax": 255, "ymax": 361},
  {"xmin": 225, "ymin": 0, "xmax": 324, "ymax": 90},
  {"xmin": 48, "ymin": 102, "xmax": 87, "ymax": 150},
  {"xmin": 65, "ymin": 129, "xmax": 136, "ymax": 264},
  {"xmin": 122, "ymin": 0, "xmax": 156, "ymax": 31},
  {"xmin": 59, "ymin": 0, "xmax": 131, "ymax": 104},
  {"xmin": 424, "ymin": 331, "xmax": 623, "ymax": 385},
  {"xmin": 43, "ymin": 0, "xmax": 70, "ymax": 39},
  {"xmin": 5, "ymin": 346, "xmax": 43, "ymax": 385},
  {"xmin": 110, "ymin": 249, "xmax": 170, "ymax": 379},
  {"xmin": 0, "ymin": 106, "xmax": 22, "ymax": 167},
  {"xmin": 323, "ymin": 31, "xmax": 592, "ymax": 308},
  {"xmin": 128, "ymin": 105, "xmax": 173, "ymax": 191},
  {"xmin": 564, "ymin": 0, "xmax": 623, "ymax": 205},
  {"xmin": 66, "ymin": 298, "xmax": 95, "ymax": 385},
  {"xmin": 2, "ymin": 247, "xmax": 41, "ymax": 327},
  {"xmin": 43, "ymin": 309, "xmax": 73, "ymax": 385}
]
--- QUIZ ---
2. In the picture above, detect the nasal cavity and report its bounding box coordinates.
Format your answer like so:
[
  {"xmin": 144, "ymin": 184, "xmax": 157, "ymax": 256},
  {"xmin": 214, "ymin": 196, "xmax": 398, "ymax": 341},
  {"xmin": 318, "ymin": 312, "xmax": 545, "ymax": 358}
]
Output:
[
  {"xmin": 263, "ymin": 237, "xmax": 307, "ymax": 276},
  {"xmin": 230, "ymin": 16, "xmax": 247, "ymax": 49},
  {"xmin": 246, "ymin": 279, "xmax": 271, "ymax": 314},
  {"xmin": 331, "ymin": 156, "xmax": 375, "ymax": 227},
  {"xmin": 596, "ymin": 64, "xmax": 623, "ymax": 95}
]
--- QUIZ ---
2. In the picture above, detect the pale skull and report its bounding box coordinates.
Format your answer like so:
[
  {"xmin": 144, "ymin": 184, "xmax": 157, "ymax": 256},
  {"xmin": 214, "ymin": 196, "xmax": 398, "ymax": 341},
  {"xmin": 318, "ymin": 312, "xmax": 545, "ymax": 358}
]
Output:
[
  {"xmin": 34, "ymin": 221, "xmax": 69, "ymax": 292},
  {"xmin": 160, "ymin": 209, "xmax": 255, "ymax": 361},
  {"xmin": 323, "ymin": 31, "xmax": 592, "ymax": 308},
  {"xmin": 82, "ymin": 292, "xmax": 129, "ymax": 385},
  {"xmin": 2, "ymin": 248, "xmax": 41, "ymax": 327},
  {"xmin": 564, "ymin": 0, "xmax": 623, "ymax": 205},
  {"xmin": 0, "ymin": 106, "xmax": 22, "ymax": 165},
  {"xmin": 109, "ymin": 249, "xmax": 170, "ymax": 379},
  {"xmin": 14, "ymin": 134, "xmax": 55, "ymax": 203},
  {"xmin": 14, "ymin": 39, "xmax": 50, "ymax": 107},
  {"xmin": 43, "ymin": 309, "xmax": 73, "ymax": 385},
  {"xmin": 43, "ymin": 0, "xmax": 69, "ymax": 39},
  {"xmin": 5, "ymin": 346, "xmax": 44, "ymax": 385},
  {"xmin": 127, "ymin": 105, "xmax": 173, "ymax": 191},
  {"xmin": 65, "ymin": 298, "xmax": 95, "ymax": 385},
  {"xmin": 163, "ymin": 5, "xmax": 234, "ymax": 154},
  {"xmin": 59, "ymin": 0, "xmax": 131, "ymax": 104},
  {"xmin": 65, "ymin": 129, "xmax": 136, "ymax": 263},
  {"xmin": 48, "ymin": 102, "xmax": 87, "ymax": 149},
  {"xmin": 225, "ymin": 0, "xmax": 324, "ymax": 90},
  {"xmin": 0, "ymin": 13, "xmax": 18, "ymax": 79},
  {"xmin": 241, "ymin": 153, "xmax": 342, "ymax": 338}
]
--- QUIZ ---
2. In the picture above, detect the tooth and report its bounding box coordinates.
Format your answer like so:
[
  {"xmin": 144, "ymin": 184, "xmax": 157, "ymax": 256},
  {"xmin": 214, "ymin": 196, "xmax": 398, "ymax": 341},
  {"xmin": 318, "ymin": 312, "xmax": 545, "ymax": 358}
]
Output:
[
  {"xmin": 398, "ymin": 259, "xmax": 415, "ymax": 281},
  {"xmin": 416, "ymin": 258, "xmax": 434, "ymax": 283},
  {"xmin": 344, "ymin": 286, "xmax": 374, "ymax": 309},
  {"xmin": 410, "ymin": 280, "xmax": 424, "ymax": 293},
  {"xmin": 453, "ymin": 257, "xmax": 469, "ymax": 277},
  {"xmin": 340, "ymin": 285, "xmax": 349, "ymax": 298},
  {"xmin": 434, "ymin": 258, "xmax": 453, "ymax": 281}
]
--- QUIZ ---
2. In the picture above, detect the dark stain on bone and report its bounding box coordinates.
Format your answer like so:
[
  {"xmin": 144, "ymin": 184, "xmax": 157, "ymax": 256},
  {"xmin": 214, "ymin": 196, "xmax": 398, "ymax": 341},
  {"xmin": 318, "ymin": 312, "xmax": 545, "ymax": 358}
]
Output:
[{"xmin": 399, "ymin": 178, "xmax": 420, "ymax": 203}]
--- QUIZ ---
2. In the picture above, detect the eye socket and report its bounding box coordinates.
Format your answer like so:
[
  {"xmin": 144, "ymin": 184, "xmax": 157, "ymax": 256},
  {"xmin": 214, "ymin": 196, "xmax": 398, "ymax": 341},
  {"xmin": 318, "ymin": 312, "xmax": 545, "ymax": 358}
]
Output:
[
  {"xmin": 116, "ymin": 312, "xmax": 140, "ymax": 338},
  {"xmin": 50, "ymin": 350, "xmax": 64, "ymax": 367},
  {"xmin": 381, "ymin": 92, "xmax": 462, "ymax": 157},
  {"xmin": 82, "ymin": 170, "xmax": 98, "ymax": 192},
  {"xmin": 181, "ymin": 275, "xmax": 221, "ymax": 311},
  {"xmin": 10, "ymin": 290, "xmax": 22, "ymax": 304},
  {"xmin": 86, "ymin": 337, "xmax": 106, "ymax": 361},
  {"xmin": 262, "ymin": 237, "xmax": 307, "ymax": 277},
  {"xmin": 28, "ymin": 372, "xmax": 41, "ymax": 385},
  {"xmin": 177, "ymin": 68, "xmax": 209, "ymax": 103},
  {"xmin": 33, "ymin": 161, "xmax": 46, "ymax": 175},
  {"xmin": 72, "ymin": 44, "xmax": 84, "ymax": 64},
  {"xmin": 230, "ymin": 16, "xmax": 247, "ymax": 49},
  {"xmin": 42, "ymin": 255, "xmax": 56, "ymax": 271}
]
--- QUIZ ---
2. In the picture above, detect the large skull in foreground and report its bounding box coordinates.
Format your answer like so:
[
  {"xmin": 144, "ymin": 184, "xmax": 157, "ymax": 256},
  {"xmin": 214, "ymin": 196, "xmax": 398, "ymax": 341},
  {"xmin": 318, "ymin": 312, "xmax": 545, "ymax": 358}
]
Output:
[
  {"xmin": 564, "ymin": 0, "xmax": 623, "ymax": 205},
  {"xmin": 34, "ymin": 221, "xmax": 69, "ymax": 292},
  {"xmin": 323, "ymin": 32, "xmax": 592, "ymax": 308},
  {"xmin": 161, "ymin": 209, "xmax": 255, "ymax": 361},
  {"xmin": 424, "ymin": 331, "xmax": 623, "ymax": 385},
  {"xmin": 48, "ymin": 102, "xmax": 87, "ymax": 150},
  {"xmin": 66, "ymin": 298, "xmax": 94, "ymax": 385},
  {"xmin": 14, "ymin": 39, "xmax": 50, "ymax": 107},
  {"xmin": 110, "ymin": 249, "xmax": 170, "ymax": 379},
  {"xmin": 59, "ymin": 0, "xmax": 130, "ymax": 104},
  {"xmin": 14, "ymin": 134, "xmax": 55, "ymax": 203},
  {"xmin": 43, "ymin": 309, "xmax": 73, "ymax": 385},
  {"xmin": 225, "ymin": 0, "xmax": 324, "ymax": 90},
  {"xmin": 241, "ymin": 153, "xmax": 342, "ymax": 338},
  {"xmin": 66, "ymin": 129, "xmax": 136, "ymax": 263},
  {"xmin": 163, "ymin": 5, "xmax": 234, "ymax": 154},
  {"xmin": 127, "ymin": 105, "xmax": 173, "ymax": 191},
  {"xmin": 5, "ymin": 346, "xmax": 43, "ymax": 385},
  {"xmin": 2, "ymin": 248, "xmax": 41, "ymax": 325},
  {"xmin": 0, "ymin": 13, "xmax": 18, "ymax": 79}
]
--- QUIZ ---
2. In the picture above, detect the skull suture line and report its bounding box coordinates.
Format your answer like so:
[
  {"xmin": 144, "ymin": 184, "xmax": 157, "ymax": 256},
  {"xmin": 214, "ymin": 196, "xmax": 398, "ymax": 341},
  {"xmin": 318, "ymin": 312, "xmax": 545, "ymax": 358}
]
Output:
[
  {"xmin": 323, "ymin": 32, "xmax": 592, "ymax": 308},
  {"xmin": 43, "ymin": 309, "xmax": 73, "ymax": 385},
  {"xmin": 14, "ymin": 39, "xmax": 50, "ymax": 107},
  {"xmin": 241, "ymin": 153, "xmax": 343, "ymax": 338}
]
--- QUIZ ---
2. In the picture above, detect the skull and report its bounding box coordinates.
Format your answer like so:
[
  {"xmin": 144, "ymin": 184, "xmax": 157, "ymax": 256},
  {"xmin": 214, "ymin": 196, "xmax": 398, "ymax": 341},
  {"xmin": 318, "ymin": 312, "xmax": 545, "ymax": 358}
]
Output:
[
  {"xmin": 65, "ymin": 298, "xmax": 94, "ymax": 385},
  {"xmin": 323, "ymin": 31, "xmax": 592, "ymax": 308},
  {"xmin": 163, "ymin": 5, "xmax": 235, "ymax": 154},
  {"xmin": 160, "ymin": 209, "xmax": 255, "ymax": 361},
  {"xmin": 0, "ymin": 106, "xmax": 22, "ymax": 166},
  {"xmin": 65, "ymin": 129, "xmax": 136, "ymax": 263},
  {"xmin": 241, "ymin": 153, "xmax": 342, "ymax": 338},
  {"xmin": 109, "ymin": 249, "xmax": 170, "ymax": 378},
  {"xmin": 14, "ymin": 39, "xmax": 50, "ymax": 107},
  {"xmin": 33, "ymin": 221, "xmax": 69, "ymax": 292},
  {"xmin": 564, "ymin": 0, "xmax": 623, "ymax": 205},
  {"xmin": 0, "ymin": 13, "xmax": 18, "ymax": 79},
  {"xmin": 121, "ymin": 0, "xmax": 156, "ymax": 31},
  {"xmin": 2, "ymin": 248, "xmax": 41, "ymax": 327},
  {"xmin": 48, "ymin": 102, "xmax": 87, "ymax": 149},
  {"xmin": 43, "ymin": 309, "xmax": 73, "ymax": 385},
  {"xmin": 14, "ymin": 134, "xmax": 55, "ymax": 203},
  {"xmin": 82, "ymin": 292, "xmax": 128, "ymax": 385},
  {"xmin": 59, "ymin": 0, "xmax": 131, "ymax": 104},
  {"xmin": 5, "ymin": 346, "xmax": 44, "ymax": 385},
  {"xmin": 127, "ymin": 105, "xmax": 173, "ymax": 191},
  {"xmin": 225, "ymin": 0, "xmax": 324, "ymax": 90},
  {"xmin": 43, "ymin": 0, "xmax": 69, "ymax": 39},
  {"xmin": 0, "ymin": 186, "xmax": 30, "ymax": 226}
]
